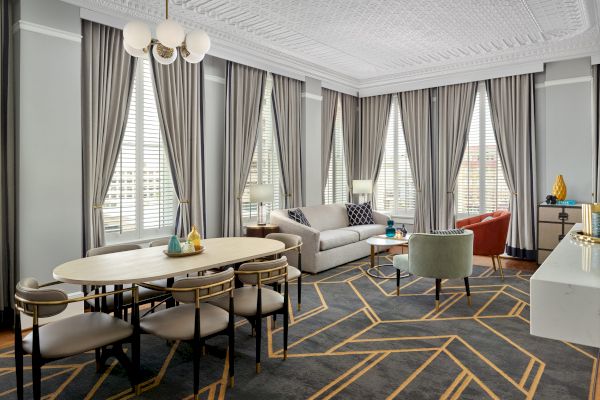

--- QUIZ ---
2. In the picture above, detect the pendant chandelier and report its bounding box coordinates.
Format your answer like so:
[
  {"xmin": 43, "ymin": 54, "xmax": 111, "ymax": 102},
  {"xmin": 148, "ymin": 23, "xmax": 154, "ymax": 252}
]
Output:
[{"xmin": 122, "ymin": 0, "xmax": 210, "ymax": 65}]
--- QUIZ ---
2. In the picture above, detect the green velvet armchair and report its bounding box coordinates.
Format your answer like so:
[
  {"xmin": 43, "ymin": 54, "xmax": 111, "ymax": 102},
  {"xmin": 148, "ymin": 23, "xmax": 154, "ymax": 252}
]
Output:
[{"xmin": 393, "ymin": 231, "xmax": 474, "ymax": 311}]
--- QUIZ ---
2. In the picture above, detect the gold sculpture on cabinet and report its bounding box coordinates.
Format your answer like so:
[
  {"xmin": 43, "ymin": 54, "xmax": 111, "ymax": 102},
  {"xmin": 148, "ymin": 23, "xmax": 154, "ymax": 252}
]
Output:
[{"xmin": 551, "ymin": 175, "xmax": 567, "ymax": 201}]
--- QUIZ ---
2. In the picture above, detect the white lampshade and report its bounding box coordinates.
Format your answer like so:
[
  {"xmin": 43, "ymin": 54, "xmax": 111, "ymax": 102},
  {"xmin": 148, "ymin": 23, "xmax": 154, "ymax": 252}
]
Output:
[
  {"xmin": 123, "ymin": 20, "xmax": 151, "ymax": 50},
  {"xmin": 352, "ymin": 180, "xmax": 373, "ymax": 194},
  {"xmin": 185, "ymin": 30, "xmax": 211, "ymax": 56},
  {"xmin": 249, "ymin": 184, "xmax": 274, "ymax": 203},
  {"xmin": 156, "ymin": 19, "xmax": 185, "ymax": 48},
  {"xmin": 152, "ymin": 44, "xmax": 178, "ymax": 65},
  {"xmin": 181, "ymin": 46, "xmax": 205, "ymax": 64},
  {"xmin": 124, "ymin": 42, "xmax": 148, "ymax": 58}
]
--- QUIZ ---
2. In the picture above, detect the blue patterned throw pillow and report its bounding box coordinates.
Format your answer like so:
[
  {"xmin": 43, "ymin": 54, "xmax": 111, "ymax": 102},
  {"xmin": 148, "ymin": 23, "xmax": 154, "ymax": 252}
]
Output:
[
  {"xmin": 430, "ymin": 228, "xmax": 465, "ymax": 235},
  {"xmin": 288, "ymin": 208, "xmax": 311, "ymax": 227},
  {"xmin": 346, "ymin": 202, "xmax": 375, "ymax": 226}
]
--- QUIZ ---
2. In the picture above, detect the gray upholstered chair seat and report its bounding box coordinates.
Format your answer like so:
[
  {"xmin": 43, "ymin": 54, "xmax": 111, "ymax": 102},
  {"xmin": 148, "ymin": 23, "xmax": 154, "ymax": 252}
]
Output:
[
  {"xmin": 22, "ymin": 312, "xmax": 133, "ymax": 359},
  {"xmin": 339, "ymin": 224, "xmax": 386, "ymax": 240},
  {"xmin": 211, "ymin": 286, "xmax": 284, "ymax": 317},
  {"xmin": 319, "ymin": 229, "xmax": 359, "ymax": 251},
  {"xmin": 85, "ymin": 280, "xmax": 168, "ymax": 310},
  {"xmin": 140, "ymin": 303, "xmax": 229, "ymax": 341},
  {"xmin": 393, "ymin": 254, "xmax": 409, "ymax": 271},
  {"xmin": 287, "ymin": 266, "xmax": 301, "ymax": 280}
]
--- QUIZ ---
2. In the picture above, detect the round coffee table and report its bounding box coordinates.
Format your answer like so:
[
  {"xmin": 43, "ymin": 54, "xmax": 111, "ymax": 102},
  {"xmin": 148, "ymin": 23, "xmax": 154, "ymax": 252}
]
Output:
[{"xmin": 366, "ymin": 235, "xmax": 410, "ymax": 279}]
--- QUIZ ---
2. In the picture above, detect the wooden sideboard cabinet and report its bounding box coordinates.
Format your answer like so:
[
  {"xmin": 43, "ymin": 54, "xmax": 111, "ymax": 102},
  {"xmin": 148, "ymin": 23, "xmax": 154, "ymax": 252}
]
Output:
[{"xmin": 537, "ymin": 203, "xmax": 582, "ymax": 264}]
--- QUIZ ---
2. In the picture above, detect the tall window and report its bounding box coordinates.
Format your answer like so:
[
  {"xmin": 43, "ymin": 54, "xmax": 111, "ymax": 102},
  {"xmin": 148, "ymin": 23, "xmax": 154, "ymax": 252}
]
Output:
[
  {"xmin": 375, "ymin": 95, "xmax": 415, "ymax": 216},
  {"xmin": 241, "ymin": 74, "xmax": 281, "ymax": 221},
  {"xmin": 456, "ymin": 83, "xmax": 510, "ymax": 215},
  {"xmin": 103, "ymin": 59, "xmax": 176, "ymax": 242},
  {"xmin": 323, "ymin": 97, "xmax": 348, "ymax": 204}
]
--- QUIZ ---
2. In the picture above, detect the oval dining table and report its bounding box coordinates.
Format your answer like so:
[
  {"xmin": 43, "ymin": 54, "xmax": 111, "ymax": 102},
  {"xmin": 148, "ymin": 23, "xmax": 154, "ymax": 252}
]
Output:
[{"xmin": 53, "ymin": 237, "xmax": 285, "ymax": 285}]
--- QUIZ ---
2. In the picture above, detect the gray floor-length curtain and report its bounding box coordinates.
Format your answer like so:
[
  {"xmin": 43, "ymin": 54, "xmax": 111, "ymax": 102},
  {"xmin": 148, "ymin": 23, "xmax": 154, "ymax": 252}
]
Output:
[
  {"xmin": 341, "ymin": 93, "xmax": 358, "ymax": 202},
  {"xmin": 399, "ymin": 89, "xmax": 434, "ymax": 233},
  {"xmin": 321, "ymin": 88, "xmax": 338, "ymax": 192},
  {"xmin": 436, "ymin": 82, "xmax": 478, "ymax": 230},
  {"xmin": 358, "ymin": 94, "xmax": 392, "ymax": 207},
  {"xmin": 223, "ymin": 62, "xmax": 266, "ymax": 237},
  {"xmin": 151, "ymin": 56, "xmax": 204, "ymax": 238},
  {"xmin": 594, "ymin": 65, "xmax": 599, "ymax": 202},
  {"xmin": 0, "ymin": 0, "xmax": 15, "ymax": 312},
  {"xmin": 272, "ymin": 74, "xmax": 303, "ymax": 208},
  {"xmin": 82, "ymin": 21, "xmax": 136, "ymax": 252},
  {"xmin": 486, "ymin": 74, "xmax": 537, "ymax": 259}
]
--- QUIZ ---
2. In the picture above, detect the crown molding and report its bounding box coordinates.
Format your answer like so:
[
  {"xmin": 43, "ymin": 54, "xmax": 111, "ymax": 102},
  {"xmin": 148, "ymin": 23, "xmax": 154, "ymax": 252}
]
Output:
[
  {"xmin": 69, "ymin": 1, "xmax": 599, "ymax": 97},
  {"xmin": 301, "ymin": 93, "xmax": 322, "ymax": 101},
  {"xmin": 358, "ymin": 61, "xmax": 545, "ymax": 97},
  {"xmin": 535, "ymin": 76, "xmax": 592, "ymax": 89},
  {"xmin": 13, "ymin": 20, "xmax": 82, "ymax": 43}
]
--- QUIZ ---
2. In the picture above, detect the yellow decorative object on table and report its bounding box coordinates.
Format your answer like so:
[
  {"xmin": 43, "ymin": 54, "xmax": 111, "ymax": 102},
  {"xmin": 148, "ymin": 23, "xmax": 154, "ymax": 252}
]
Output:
[
  {"xmin": 552, "ymin": 174, "xmax": 567, "ymax": 201},
  {"xmin": 187, "ymin": 225, "xmax": 202, "ymax": 250}
]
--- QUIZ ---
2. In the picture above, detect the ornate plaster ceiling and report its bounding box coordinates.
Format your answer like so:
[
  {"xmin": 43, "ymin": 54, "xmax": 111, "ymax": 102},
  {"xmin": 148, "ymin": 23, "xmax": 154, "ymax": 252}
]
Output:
[{"xmin": 62, "ymin": 0, "xmax": 600, "ymax": 93}]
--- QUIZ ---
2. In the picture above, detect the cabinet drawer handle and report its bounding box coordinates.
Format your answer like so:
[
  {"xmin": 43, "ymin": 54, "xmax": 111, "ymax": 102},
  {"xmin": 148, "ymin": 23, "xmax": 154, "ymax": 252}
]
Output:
[{"xmin": 558, "ymin": 212, "xmax": 568, "ymax": 220}]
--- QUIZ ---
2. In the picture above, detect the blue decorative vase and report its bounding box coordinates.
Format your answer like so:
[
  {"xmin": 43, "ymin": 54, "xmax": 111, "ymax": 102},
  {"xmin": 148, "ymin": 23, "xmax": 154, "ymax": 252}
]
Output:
[
  {"xmin": 167, "ymin": 235, "xmax": 182, "ymax": 253},
  {"xmin": 386, "ymin": 219, "xmax": 396, "ymax": 237},
  {"xmin": 592, "ymin": 213, "xmax": 600, "ymax": 238}
]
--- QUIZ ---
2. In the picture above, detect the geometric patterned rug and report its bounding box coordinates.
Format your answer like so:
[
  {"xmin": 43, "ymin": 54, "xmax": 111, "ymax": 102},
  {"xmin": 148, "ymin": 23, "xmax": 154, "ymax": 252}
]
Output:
[{"xmin": 0, "ymin": 258, "xmax": 596, "ymax": 399}]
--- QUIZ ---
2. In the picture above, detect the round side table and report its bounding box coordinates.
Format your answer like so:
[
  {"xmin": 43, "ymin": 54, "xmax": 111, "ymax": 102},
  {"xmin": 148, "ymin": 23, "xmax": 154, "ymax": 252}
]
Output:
[
  {"xmin": 245, "ymin": 224, "xmax": 280, "ymax": 238},
  {"xmin": 366, "ymin": 235, "xmax": 411, "ymax": 279}
]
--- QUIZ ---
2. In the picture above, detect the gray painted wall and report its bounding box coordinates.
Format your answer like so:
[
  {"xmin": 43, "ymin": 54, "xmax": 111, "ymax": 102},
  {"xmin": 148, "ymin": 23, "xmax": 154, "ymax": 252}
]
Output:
[
  {"xmin": 534, "ymin": 58, "xmax": 595, "ymax": 203},
  {"xmin": 302, "ymin": 77, "xmax": 322, "ymax": 206},
  {"xmin": 202, "ymin": 56, "xmax": 226, "ymax": 238},
  {"xmin": 15, "ymin": 0, "xmax": 82, "ymax": 282}
]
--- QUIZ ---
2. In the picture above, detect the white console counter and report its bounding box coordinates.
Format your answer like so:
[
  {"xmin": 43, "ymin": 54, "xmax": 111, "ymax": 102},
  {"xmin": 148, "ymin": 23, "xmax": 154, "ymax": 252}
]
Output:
[{"xmin": 530, "ymin": 224, "xmax": 600, "ymax": 348}]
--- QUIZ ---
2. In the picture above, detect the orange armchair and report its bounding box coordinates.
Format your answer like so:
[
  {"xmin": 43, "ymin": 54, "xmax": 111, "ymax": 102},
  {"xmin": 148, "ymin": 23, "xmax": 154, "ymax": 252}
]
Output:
[{"xmin": 456, "ymin": 210, "xmax": 511, "ymax": 278}]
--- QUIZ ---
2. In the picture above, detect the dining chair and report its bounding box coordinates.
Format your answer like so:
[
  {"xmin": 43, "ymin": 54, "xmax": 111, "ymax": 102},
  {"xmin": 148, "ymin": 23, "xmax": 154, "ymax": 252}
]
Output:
[
  {"xmin": 265, "ymin": 233, "xmax": 303, "ymax": 310},
  {"xmin": 393, "ymin": 231, "xmax": 474, "ymax": 311},
  {"xmin": 211, "ymin": 257, "xmax": 289, "ymax": 373},
  {"xmin": 14, "ymin": 278, "xmax": 140, "ymax": 400},
  {"xmin": 86, "ymin": 244, "xmax": 169, "ymax": 317},
  {"xmin": 139, "ymin": 268, "xmax": 235, "ymax": 397}
]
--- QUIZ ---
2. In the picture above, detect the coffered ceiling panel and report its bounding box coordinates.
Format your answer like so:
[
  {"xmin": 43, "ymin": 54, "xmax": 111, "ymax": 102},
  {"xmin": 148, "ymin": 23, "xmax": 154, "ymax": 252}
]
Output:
[{"xmin": 62, "ymin": 0, "xmax": 600, "ymax": 91}]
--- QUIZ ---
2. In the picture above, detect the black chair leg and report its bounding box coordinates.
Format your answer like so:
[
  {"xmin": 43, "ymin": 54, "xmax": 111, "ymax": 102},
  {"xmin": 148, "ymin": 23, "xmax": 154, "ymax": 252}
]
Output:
[
  {"xmin": 14, "ymin": 312, "xmax": 23, "ymax": 400},
  {"xmin": 297, "ymin": 252, "xmax": 302, "ymax": 311},
  {"xmin": 32, "ymin": 326, "xmax": 41, "ymax": 400},
  {"xmin": 464, "ymin": 277, "xmax": 472, "ymax": 306},
  {"xmin": 435, "ymin": 279, "xmax": 441, "ymax": 312},
  {"xmin": 283, "ymin": 280, "xmax": 289, "ymax": 361},
  {"xmin": 95, "ymin": 348, "xmax": 102, "ymax": 372},
  {"xmin": 255, "ymin": 318, "xmax": 262, "ymax": 373},
  {"xmin": 228, "ymin": 312, "xmax": 235, "ymax": 387},
  {"xmin": 193, "ymin": 309, "xmax": 201, "ymax": 398},
  {"xmin": 396, "ymin": 269, "xmax": 400, "ymax": 296}
]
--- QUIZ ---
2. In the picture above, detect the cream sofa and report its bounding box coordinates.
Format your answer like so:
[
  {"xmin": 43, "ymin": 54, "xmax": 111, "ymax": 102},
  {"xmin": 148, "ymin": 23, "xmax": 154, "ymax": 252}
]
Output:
[{"xmin": 270, "ymin": 204, "xmax": 388, "ymax": 274}]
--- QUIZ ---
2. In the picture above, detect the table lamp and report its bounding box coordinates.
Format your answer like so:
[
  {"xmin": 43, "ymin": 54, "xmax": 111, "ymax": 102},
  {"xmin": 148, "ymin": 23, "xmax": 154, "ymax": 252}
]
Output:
[
  {"xmin": 249, "ymin": 184, "xmax": 274, "ymax": 225},
  {"xmin": 352, "ymin": 180, "xmax": 372, "ymax": 203}
]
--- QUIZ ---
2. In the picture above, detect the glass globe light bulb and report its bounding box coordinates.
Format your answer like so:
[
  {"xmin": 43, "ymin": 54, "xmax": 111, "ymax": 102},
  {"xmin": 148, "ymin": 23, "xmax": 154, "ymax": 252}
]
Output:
[{"xmin": 156, "ymin": 19, "xmax": 185, "ymax": 48}]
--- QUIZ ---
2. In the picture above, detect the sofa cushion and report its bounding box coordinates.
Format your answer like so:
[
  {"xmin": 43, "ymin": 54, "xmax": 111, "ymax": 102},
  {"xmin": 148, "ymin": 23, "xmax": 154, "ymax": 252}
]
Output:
[
  {"xmin": 319, "ymin": 229, "xmax": 359, "ymax": 251},
  {"xmin": 345, "ymin": 202, "xmax": 375, "ymax": 226},
  {"xmin": 298, "ymin": 204, "xmax": 349, "ymax": 231},
  {"xmin": 288, "ymin": 208, "xmax": 311, "ymax": 226},
  {"xmin": 340, "ymin": 224, "xmax": 386, "ymax": 240}
]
